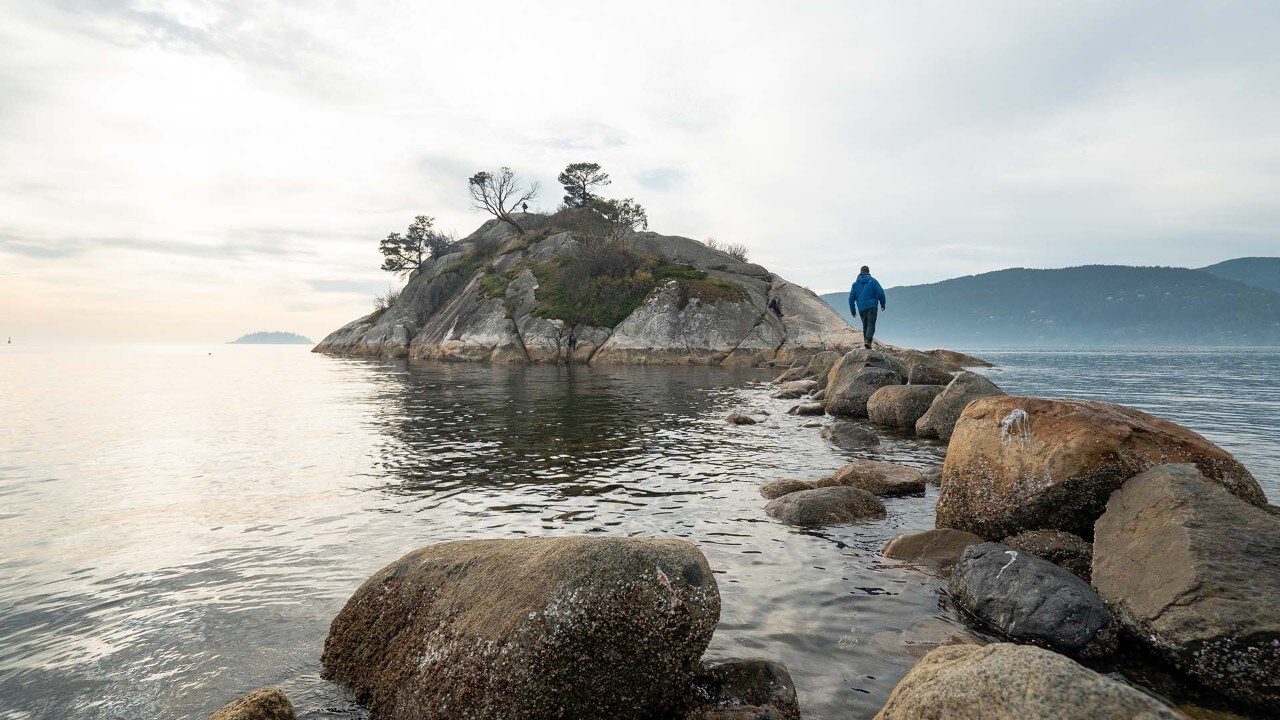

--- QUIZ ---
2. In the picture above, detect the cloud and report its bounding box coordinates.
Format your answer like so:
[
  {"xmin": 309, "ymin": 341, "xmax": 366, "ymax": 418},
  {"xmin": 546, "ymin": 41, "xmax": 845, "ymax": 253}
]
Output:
[
  {"xmin": 305, "ymin": 279, "xmax": 390, "ymax": 295},
  {"xmin": 635, "ymin": 167, "xmax": 686, "ymax": 192}
]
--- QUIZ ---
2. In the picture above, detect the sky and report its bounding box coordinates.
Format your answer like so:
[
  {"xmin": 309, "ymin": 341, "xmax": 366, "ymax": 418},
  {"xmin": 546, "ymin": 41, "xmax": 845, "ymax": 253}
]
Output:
[{"xmin": 1, "ymin": 1, "xmax": 1278, "ymax": 343}]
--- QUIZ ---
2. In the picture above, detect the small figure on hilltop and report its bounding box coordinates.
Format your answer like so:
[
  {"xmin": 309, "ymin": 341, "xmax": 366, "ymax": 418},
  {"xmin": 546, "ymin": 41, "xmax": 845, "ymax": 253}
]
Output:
[
  {"xmin": 849, "ymin": 265, "xmax": 886, "ymax": 349},
  {"xmin": 768, "ymin": 296, "xmax": 784, "ymax": 318},
  {"xmin": 521, "ymin": 201, "xmax": 529, "ymax": 213}
]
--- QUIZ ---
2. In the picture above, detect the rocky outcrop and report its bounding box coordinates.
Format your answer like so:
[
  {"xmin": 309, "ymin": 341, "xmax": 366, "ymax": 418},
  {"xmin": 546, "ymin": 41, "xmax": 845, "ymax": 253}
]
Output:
[
  {"xmin": 914, "ymin": 371, "xmax": 1005, "ymax": 441},
  {"xmin": 866, "ymin": 385, "xmax": 944, "ymax": 429},
  {"xmin": 1092, "ymin": 464, "xmax": 1280, "ymax": 708},
  {"xmin": 685, "ymin": 658, "xmax": 800, "ymax": 720},
  {"xmin": 874, "ymin": 644, "xmax": 1182, "ymax": 720},
  {"xmin": 764, "ymin": 486, "xmax": 886, "ymax": 526},
  {"xmin": 321, "ymin": 537, "xmax": 719, "ymax": 720},
  {"xmin": 1001, "ymin": 530, "xmax": 1093, "ymax": 582},
  {"xmin": 948, "ymin": 543, "xmax": 1113, "ymax": 654},
  {"xmin": 936, "ymin": 397, "xmax": 1265, "ymax": 539},
  {"xmin": 882, "ymin": 528, "xmax": 983, "ymax": 571},
  {"xmin": 209, "ymin": 690, "xmax": 296, "ymax": 720},
  {"xmin": 821, "ymin": 421, "xmax": 880, "ymax": 449},
  {"xmin": 317, "ymin": 222, "xmax": 863, "ymax": 365},
  {"xmin": 825, "ymin": 367, "xmax": 902, "ymax": 418},
  {"xmin": 815, "ymin": 460, "xmax": 927, "ymax": 497}
]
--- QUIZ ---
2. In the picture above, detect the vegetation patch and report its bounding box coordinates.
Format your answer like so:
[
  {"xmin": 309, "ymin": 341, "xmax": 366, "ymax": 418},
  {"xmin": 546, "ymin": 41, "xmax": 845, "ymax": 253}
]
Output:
[{"xmin": 476, "ymin": 273, "xmax": 506, "ymax": 299}]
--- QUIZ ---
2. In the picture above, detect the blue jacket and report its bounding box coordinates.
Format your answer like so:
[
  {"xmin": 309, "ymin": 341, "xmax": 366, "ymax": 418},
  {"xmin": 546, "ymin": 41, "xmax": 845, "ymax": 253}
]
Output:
[{"xmin": 849, "ymin": 273, "xmax": 886, "ymax": 315}]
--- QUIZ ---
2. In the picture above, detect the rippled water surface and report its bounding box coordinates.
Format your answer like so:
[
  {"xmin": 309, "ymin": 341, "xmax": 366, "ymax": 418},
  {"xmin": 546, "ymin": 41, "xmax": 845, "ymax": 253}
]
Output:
[{"xmin": 1, "ymin": 345, "xmax": 1275, "ymax": 720}]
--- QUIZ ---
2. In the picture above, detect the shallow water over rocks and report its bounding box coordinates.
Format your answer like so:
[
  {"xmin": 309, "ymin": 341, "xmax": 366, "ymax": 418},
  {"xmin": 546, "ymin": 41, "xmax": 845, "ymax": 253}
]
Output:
[{"xmin": 0, "ymin": 345, "xmax": 1275, "ymax": 719}]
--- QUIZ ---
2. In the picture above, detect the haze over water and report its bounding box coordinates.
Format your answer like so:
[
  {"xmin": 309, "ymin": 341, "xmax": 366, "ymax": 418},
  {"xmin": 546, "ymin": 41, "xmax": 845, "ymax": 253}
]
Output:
[{"xmin": 1, "ymin": 344, "xmax": 1275, "ymax": 719}]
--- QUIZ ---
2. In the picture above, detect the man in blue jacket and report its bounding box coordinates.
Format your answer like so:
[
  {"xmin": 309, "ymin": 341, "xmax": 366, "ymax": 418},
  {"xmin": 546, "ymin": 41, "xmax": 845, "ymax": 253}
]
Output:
[{"xmin": 848, "ymin": 266, "xmax": 886, "ymax": 349}]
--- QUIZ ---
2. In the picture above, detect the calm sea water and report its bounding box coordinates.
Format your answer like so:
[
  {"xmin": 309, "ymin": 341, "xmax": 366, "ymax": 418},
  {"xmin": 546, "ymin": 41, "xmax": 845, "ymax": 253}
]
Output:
[{"xmin": 0, "ymin": 345, "xmax": 1275, "ymax": 720}]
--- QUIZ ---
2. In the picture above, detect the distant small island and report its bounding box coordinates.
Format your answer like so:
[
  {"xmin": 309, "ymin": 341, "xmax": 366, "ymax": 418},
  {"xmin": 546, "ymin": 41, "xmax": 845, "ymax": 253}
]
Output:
[{"xmin": 230, "ymin": 331, "xmax": 313, "ymax": 345}]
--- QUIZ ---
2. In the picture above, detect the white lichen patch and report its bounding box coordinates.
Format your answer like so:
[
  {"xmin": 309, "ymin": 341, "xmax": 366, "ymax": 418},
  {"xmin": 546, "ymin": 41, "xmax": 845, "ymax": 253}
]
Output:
[{"xmin": 1000, "ymin": 408, "xmax": 1031, "ymax": 446}]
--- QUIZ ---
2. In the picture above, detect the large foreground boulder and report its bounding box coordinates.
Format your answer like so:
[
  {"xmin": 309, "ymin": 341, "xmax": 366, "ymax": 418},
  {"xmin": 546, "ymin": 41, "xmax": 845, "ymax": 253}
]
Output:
[
  {"xmin": 825, "ymin": 367, "xmax": 902, "ymax": 417},
  {"xmin": 913, "ymin": 371, "xmax": 1005, "ymax": 441},
  {"xmin": 1093, "ymin": 464, "xmax": 1280, "ymax": 708},
  {"xmin": 866, "ymin": 385, "xmax": 944, "ymax": 429},
  {"xmin": 322, "ymin": 537, "xmax": 720, "ymax": 720},
  {"xmin": 874, "ymin": 644, "xmax": 1182, "ymax": 719},
  {"xmin": 948, "ymin": 543, "xmax": 1112, "ymax": 654},
  {"xmin": 936, "ymin": 397, "xmax": 1265, "ymax": 539},
  {"xmin": 764, "ymin": 486, "xmax": 886, "ymax": 526},
  {"xmin": 882, "ymin": 528, "xmax": 983, "ymax": 571},
  {"xmin": 815, "ymin": 460, "xmax": 926, "ymax": 497},
  {"xmin": 210, "ymin": 690, "xmax": 296, "ymax": 720}
]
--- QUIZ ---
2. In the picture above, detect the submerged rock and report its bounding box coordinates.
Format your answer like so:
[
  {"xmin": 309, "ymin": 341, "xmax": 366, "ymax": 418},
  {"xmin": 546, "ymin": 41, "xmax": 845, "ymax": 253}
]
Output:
[
  {"xmin": 866, "ymin": 385, "xmax": 944, "ymax": 429},
  {"xmin": 882, "ymin": 528, "xmax": 983, "ymax": 571},
  {"xmin": 948, "ymin": 543, "xmax": 1112, "ymax": 655},
  {"xmin": 1093, "ymin": 464, "xmax": 1280, "ymax": 708},
  {"xmin": 821, "ymin": 420, "xmax": 880, "ymax": 449},
  {"xmin": 764, "ymin": 486, "xmax": 886, "ymax": 526},
  {"xmin": 759, "ymin": 479, "xmax": 816, "ymax": 499},
  {"xmin": 816, "ymin": 459, "xmax": 926, "ymax": 497},
  {"xmin": 914, "ymin": 371, "xmax": 1005, "ymax": 441},
  {"xmin": 726, "ymin": 413, "xmax": 759, "ymax": 425},
  {"xmin": 321, "ymin": 537, "xmax": 719, "ymax": 720},
  {"xmin": 936, "ymin": 396, "xmax": 1265, "ymax": 539},
  {"xmin": 209, "ymin": 689, "xmax": 295, "ymax": 720},
  {"xmin": 685, "ymin": 658, "xmax": 800, "ymax": 720},
  {"xmin": 1000, "ymin": 529, "xmax": 1093, "ymax": 582},
  {"xmin": 874, "ymin": 644, "xmax": 1182, "ymax": 720}
]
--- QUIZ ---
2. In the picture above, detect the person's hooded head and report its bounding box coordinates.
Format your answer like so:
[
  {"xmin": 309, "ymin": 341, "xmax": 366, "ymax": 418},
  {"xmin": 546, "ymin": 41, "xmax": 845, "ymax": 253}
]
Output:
[{"xmin": 860, "ymin": 265, "xmax": 870, "ymax": 276}]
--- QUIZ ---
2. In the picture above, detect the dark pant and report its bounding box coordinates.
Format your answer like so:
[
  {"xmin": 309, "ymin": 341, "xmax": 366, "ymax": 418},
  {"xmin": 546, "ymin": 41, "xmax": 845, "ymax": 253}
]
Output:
[{"xmin": 859, "ymin": 307, "xmax": 878, "ymax": 346}]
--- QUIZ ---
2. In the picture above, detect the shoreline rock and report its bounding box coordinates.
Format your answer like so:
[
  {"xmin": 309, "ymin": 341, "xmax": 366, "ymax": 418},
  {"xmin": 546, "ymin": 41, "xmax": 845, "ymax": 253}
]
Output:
[
  {"xmin": 914, "ymin": 371, "xmax": 1005, "ymax": 441},
  {"xmin": 866, "ymin": 384, "xmax": 944, "ymax": 429},
  {"xmin": 882, "ymin": 528, "xmax": 983, "ymax": 572},
  {"xmin": 764, "ymin": 486, "xmax": 887, "ymax": 526},
  {"xmin": 209, "ymin": 689, "xmax": 295, "ymax": 720},
  {"xmin": 815, "ymin": 460, "xmax": 927, "ymax": 497}
]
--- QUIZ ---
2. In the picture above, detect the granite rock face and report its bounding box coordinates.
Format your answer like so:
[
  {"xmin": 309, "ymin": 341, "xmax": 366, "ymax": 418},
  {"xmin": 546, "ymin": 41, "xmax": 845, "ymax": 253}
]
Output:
[
  {"xmin": 914, "ymin": 371, "xmax": 1005, "ymax": 441},
  {"xmin": 764, "ymin": 486, "xmax": 886, "ymax": 526},
  {"xmin": 209, "ymin": 690, "xmax": 296, "ymax": 720},
  {"xmin": 866, "ymin": 385, "xmax": 945, "ymax": 429},
  {"xmin": 948, "ymin": 542, "xmax": 1112, "ymax": 654},
  {"xmin": 936, "ymin": 396, "xmax": 1264, "ymax": 539},
  {"xmin": 874, "ymin": 644, "xmax": 1182, "ymax": 720},
  {"xmin": 317, "ymin": 222, "xmax": 862, "ymax": 365},
  {"xmin": 322, "ymin": 537, "xmax": 719, "ymax": 720},
  {"xmin": 1092, "ymin": 464, "xmax": 1280, "ymax": 708}
]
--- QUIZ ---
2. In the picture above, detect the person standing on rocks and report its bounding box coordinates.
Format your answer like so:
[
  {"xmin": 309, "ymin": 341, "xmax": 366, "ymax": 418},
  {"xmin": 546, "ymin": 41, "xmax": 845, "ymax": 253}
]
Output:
[{"xmin": 849, "ymin": 265, "xmax": 886, "ymax": 349}]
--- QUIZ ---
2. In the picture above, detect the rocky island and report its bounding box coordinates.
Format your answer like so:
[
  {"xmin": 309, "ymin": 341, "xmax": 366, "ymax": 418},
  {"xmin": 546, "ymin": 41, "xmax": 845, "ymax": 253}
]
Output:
[{"xmin": 314, "ymin": 215, "xmax": 863, "ymax": 366}]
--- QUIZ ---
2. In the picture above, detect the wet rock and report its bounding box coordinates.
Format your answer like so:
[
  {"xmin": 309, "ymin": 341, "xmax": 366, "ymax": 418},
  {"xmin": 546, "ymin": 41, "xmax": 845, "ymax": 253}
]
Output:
[
  {"xmin": 801, "ymin": 421, "xmax": 824, "ymax": 428},
  {"xmin": 803, "ymin": 351, "xmax": 843, "ymax": 390},
  {"xmin": 810, "ymin": 389, "xmax": 826, "ymax": 402},
  {"xmin": 322, "ymin": 537, "xmax": 719, "ymax": 720},
  {"xmin": 922, "ymin": 466, "xmax": 942, "ymax": 486},
  {"xmin": 1001, "ymin": 529, "xmax": 1092, "ymax": 582},
  {"xmin": 820, "ymin": 420, "xmax": 880, "ymax": 449},
  {"xmin": 685, "ymin": 658, "xmax": 800, "ymax": 720},
  {"xmin": 866, "ymin": 385, "xmax": 945, "ymax": 429},
  {"xmin": 764, "ymin": 486, "xmax": 886, "ymax": 526},
  {"xmin": 816, "ymin": 459, "xmax": 926, "ymax": 497},
  {"xmin": 759, "ymin": 479, "xmax": 815, "ymax": 499},
  {"xmin": 882, "ymin": 528, "xmax": 983, "ymax": 571},
  {"xmin": 786, "ymin": 402, "xmax": 824, "ymax": 416},
  {"xmin": 948, "ymin": 542, "xmax": 1112, "ymax": 655},
  {"xmin": 895, "ymin": 349, "xmax": 957, "ymax": 385},
  {"xmin": 825, "ymin": 367, "xmax": 902, "ymax": 417},
  {"xmin": 874, "ymin": 643, "xmax": 1182, "ymax": 720},
  {"xmin": 771, "ymin": 366, "xmax": 807, "ymax": 384},
  {"xmin": 726, "ymin": 413, "xmax": 758, "ymax": 425},
  {"xmin": 209, "ymin": 689, "xmax": 295, "ymax": 720},
  {"xmin": 914, "ymin": 371, "xmax": 1005, "ymax": 441},
  {"xmin": 771, "ymin": 379, "xmax": 818, "ymax": 399},
  {"xmin": 936, "ymin": 396, "xmax": 1265, "ymax": 539},
  {"xmin": 925, "ymin": 348, "xmax": 994, "ymax": 368},
  {"xmin": 1093, "ymin": 464, "xmax": 1280, "ymax": 708}
]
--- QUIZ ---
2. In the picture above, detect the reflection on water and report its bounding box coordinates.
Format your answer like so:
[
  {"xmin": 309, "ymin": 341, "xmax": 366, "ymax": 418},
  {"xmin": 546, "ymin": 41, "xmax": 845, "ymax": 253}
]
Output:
[{"xmin": 0, "ymin": 345, "xmax": 1274, "ymax": 719}]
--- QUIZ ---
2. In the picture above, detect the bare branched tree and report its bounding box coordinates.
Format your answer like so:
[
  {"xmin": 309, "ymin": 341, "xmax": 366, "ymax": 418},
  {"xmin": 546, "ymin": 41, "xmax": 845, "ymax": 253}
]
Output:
[{"xmin": 468, "ymin": 167, "xmax": 539, "ymax": 235}]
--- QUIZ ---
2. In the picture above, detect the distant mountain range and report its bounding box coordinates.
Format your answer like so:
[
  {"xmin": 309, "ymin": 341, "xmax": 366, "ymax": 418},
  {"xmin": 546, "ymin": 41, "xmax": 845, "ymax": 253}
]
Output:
[
  {"xmin": 230, "ymin": 331, "xmax": 312, "ymax": 345},
  {"xmin": 820, "ymin": 257, "xmax": 1280, "ymax": 347}
]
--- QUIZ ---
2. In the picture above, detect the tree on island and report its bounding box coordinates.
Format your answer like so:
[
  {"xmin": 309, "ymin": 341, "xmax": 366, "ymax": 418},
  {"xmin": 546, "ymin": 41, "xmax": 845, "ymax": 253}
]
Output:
[
  {"xmin": 593, "ymin": 197, "xmax": 649, "ymax": 244},
  {"xmin": 468, "ymin": 167, "xmax": 539, "ymax": 235},
  {"xmin": 379, "ymin": 215, "xmax": 456, "ymax": 275},
  {"xmin": 558, "ymin": 162, "xmax": 611, "ymax": 208}
]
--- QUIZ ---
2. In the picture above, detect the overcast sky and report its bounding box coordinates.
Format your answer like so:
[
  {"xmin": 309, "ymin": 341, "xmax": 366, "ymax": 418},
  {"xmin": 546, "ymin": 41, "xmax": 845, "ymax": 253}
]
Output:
[{"xmin": 2, "ymin": 1, "xmax": 1278, "ymax": 343}]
